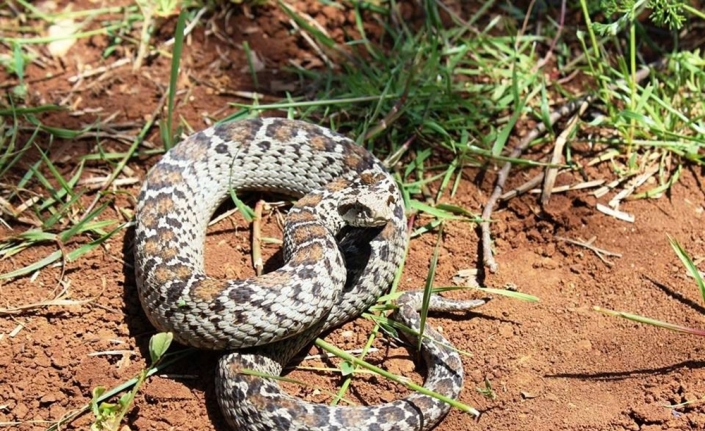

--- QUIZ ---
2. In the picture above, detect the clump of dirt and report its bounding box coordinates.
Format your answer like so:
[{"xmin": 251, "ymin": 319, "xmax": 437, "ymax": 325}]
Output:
[{"xmin": 1, "ymin": 2, "xmax": 704, "ymax": 431}]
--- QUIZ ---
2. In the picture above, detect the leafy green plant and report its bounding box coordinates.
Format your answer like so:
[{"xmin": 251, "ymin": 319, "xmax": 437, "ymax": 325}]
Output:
[
  {"xmin": 89, "ymin": 333, "xmax": 174, "ymax": 431},
  {"xmin": 0, "ymin": 43, "xmax": 32, "ymax": 98}
]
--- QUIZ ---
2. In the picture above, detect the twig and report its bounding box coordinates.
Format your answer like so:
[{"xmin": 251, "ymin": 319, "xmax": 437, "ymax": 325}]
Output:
[
  {"xmin": 517, "ymin": 0, "xmax": 538, "ymax": 54},
  {"xmin": 594, "ymin": 177, "xmax": 623, "ymax": 198},
  {"xmin": 607, "ymin": 163, "xmax": 659, "ymax": 208},
  {"xmin": 4, "ymin": 125, "xmax": 140, "ymax": 146},
  {"xmin": 133, "ymin": 4, "xmax": 154, "ymax": 71},
  {"xmin": 500, "ymin": 172, "xmax": 544, "ymax": 201},
  {"xmin": 278, "ymin": 0, "xmax": 356, "ymax": 66},
  {"xmin": 78, "ymin": 177, "xmax": 139, "ymax": 189},
  {"xmin": 208, "ymin": 207, "xmax": 240, "ymax": 227},
  {"xmin": 434, "ymin": 0, "xmax": 480, "ymax": 35},
  {"xmin": 383, "ymin": 135, "xmax": 415, "ymax": 169},
  {"xmin": 0, "ymin": 71, "xmax": 64, "ymax": 89},
  {"xmin": 363, "ymin": 94, "xmax": 408, "ymax": 142},
  {"xmin": 529, "ymin": 178, "xmax": 605, "ymax": 194},
  {"xmin": 252, "ymin": 200, "xmax": 266, "ymax": 276},
  {"xmin": 295, "ymin": 347, "xmax": 380, "ymax": 363},
  {"xmin": 595, "ymin": 203, "xmax": 635, "ymax": 223},
  {"xmin": 67, "ymin": 58, "xmax": 131, "ymax": 83},
  {"xmin": 0, "ymin": 289, "xmax": 95, "ymax": 315},
  {"xmin": 279, "ymin": 1, "xmax": 334, "ymax": 68},
  {"xmin": 556, "ymin": 235, "xmax": 622, "ymax": 266},
  {"xmin": 162, "ymin": 7, "xmax": 208, "ymax": 47},
  {"xmin": 363, "ymin": 57, "xmax": 415, "ymax": 142},
  {"xmin": 534, "ymin": 0, "xmax": 567, "ymax": 71}
]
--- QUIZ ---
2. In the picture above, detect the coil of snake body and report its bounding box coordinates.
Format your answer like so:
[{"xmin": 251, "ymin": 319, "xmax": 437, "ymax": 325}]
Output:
[{"xmin": 134, "ymin": 118, "xmax": 487, "ymax": 431}]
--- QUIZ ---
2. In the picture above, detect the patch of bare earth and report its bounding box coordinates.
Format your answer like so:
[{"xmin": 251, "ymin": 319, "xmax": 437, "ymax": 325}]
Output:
[{"xmin": 1, "ymin": 2, "xmax": 704, "ymax": 431}]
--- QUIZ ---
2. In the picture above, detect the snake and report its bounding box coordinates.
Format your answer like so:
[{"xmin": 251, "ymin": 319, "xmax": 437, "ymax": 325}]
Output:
[{"xmin": 134, "ymin": 117, "xmax": 488, "ymax": 431}]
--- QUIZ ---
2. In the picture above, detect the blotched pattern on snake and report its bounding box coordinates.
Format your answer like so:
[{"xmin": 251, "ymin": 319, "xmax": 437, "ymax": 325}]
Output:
[{"xmin": 134, "ymin": 118, "xmax": 487, "ymax": 431}]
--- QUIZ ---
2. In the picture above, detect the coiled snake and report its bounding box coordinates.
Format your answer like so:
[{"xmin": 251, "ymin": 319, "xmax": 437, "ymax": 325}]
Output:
[{"xmin": 134, "ymin": 118, "xmax": 487, "ymax": 430}]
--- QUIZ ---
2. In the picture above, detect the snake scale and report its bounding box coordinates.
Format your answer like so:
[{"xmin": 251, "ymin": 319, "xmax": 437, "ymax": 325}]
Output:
[{"xmin": 134, "ymin": 118, "xmax": 487, "ymax": 431}]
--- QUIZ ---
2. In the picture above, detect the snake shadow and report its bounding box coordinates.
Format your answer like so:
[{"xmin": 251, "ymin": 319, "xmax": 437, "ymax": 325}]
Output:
[{"xmin": 545, "ymin": 359, "xmax": 705, "ymax": 381}]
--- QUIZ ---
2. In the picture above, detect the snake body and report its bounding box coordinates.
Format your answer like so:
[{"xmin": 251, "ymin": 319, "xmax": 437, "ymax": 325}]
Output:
[{"xmin": 134, "ymin": 118, "xmax": 486, "ymax": 431}]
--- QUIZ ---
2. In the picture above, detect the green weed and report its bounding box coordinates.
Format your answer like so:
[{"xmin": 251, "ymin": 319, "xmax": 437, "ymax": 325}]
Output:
[{"xmin": 45, "ymin": 333, "xmax": 182, "ymax": 431}]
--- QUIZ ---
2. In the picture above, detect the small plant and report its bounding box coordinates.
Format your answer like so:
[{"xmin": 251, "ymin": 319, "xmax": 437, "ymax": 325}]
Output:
[
  {"xmin": 592, "ymin": 0, "xmax": 691, "ymax": 35},
  {"xmin": 0, "ymin": 43, "xmax": 32, "ymax": 98},
  {"xmin": 476, "ymin": 377, "xmax": 497, "ymax": 400},
  {"xmin": 89, "ymin": 387, "xmax": 130, "ymax": 431},
  {"xmin": 89, "ymin": 332, "xmax": 174, "ymax": 431}
]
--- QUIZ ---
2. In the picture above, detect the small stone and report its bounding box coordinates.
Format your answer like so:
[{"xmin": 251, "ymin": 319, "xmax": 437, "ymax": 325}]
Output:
[
  {"xmin": 544, "ymin": 392, "xmax": 559, "ymax": 402},
  {"xmin": 468, "ymin": 369, "xmax": 483, "ymax": 383},
  {"xmin": 630, "ymin": 405, "xmax": 671, "ymax": 424},
  {"xmin": 49, "ymin": 404, "xmax": 65, "ymax": 420},
  {"xmin": 34, "ymin": 353, "xmax": 51, "ymax": 368},
  {"xmin": 379, "ymin": 390, "xmax": 395, "ymax": 402},
  {"xmin": 0, "ymin": 352, "xmax": 11, "ymax": 367},
  {"xmin": 385, "ymin": 358, "xmax": 415, "ymax": 375},
  {"xmin": 51, "ymin": 355, "xmax": 71, "ymax": 369},
  {"xmin": 39, "ymin": 393, "xmax": 57, "ymax": 405}
]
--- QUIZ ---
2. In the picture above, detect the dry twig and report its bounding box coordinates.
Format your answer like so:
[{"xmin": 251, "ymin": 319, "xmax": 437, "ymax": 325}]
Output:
[
  {"xmin": 556, "ymin": 235, "xmax": 622, "ymax": 266},
  {"xmin": 541, "ymin": 100, "xmax": 590, "ymax": 205},
  {"xmin": 252, "ymin": 200, "xmax": 266, "ymax": 276},
  {"xmin": 0, "ymin": 284, "xmax": 95, "ymax": 316}
]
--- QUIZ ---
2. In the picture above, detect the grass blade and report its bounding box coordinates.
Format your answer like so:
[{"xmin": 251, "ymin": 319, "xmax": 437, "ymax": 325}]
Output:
[
  {"xmin": 162, "ymin": 9, "xmax": 188, "ymax": 150},
  {"xmin": 668, "ymin": 235, "xmax": 705, "ymax": 303},
  {"xmin": 417, "ymin": 223, "xmax": 444, "ymax": 351},
  {"xmin": 315, "ymin": 337, "xmax": 479, "ymax": 416},
  {"xmin": 593, "ymin": 306, "xmax": 705, "ymax": 336}
]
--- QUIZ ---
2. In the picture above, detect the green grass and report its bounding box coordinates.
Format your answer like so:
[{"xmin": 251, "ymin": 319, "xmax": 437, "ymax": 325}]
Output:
[{"xmin": 0, "ymin": 0, "xmax": 704, "ymax": 429}]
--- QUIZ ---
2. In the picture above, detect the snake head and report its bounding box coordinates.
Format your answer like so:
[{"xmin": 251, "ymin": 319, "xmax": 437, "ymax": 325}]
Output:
[{"xmin": 338, "ymin": 170, "xmax": 398, "ymax": 227}]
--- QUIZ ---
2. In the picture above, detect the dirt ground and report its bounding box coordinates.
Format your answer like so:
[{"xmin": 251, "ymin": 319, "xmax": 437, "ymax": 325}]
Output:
[{"xmin": 1, "ymin": 1, "xmax": 705, "ymax": 431}]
